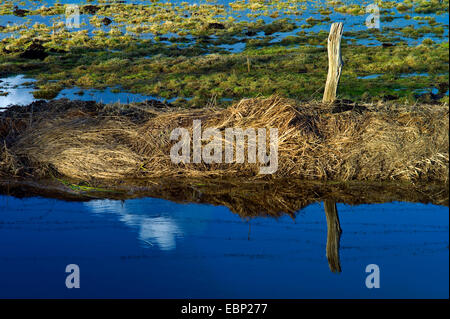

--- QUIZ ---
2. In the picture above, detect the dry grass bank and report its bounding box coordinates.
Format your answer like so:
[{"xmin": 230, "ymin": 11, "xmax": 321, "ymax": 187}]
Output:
[{"xmin": 0, "ymin": 96, "xmax": 448, "ymax": 184}]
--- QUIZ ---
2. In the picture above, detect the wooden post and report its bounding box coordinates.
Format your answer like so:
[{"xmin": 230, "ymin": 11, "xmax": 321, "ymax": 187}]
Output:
[
  {"xmin": 324, "ymin": 200, "xmax": 342, "ymax": 273},
  {"xmin": 323, "ymin": 22, "xmax": 344, "ymax": 104}
]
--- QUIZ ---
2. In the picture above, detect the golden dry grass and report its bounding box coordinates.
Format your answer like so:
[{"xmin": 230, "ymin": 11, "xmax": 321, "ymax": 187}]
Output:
[{"xmin": 0, "ymin": 96, "xmax": 448, "ymax": 184}]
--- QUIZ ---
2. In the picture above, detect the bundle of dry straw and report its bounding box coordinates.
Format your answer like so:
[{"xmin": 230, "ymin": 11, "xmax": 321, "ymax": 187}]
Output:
[{"xmin": 0, "ymin": 96, "xmax": 448, "ymax": 184}]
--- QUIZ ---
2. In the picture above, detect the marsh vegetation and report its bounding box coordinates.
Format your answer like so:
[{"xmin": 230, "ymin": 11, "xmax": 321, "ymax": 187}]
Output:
[
  {"xmin": 0, "ymin": 0, "xmax": 448, "ymax": 192},
  {"xmin": 0, "ymin": 0, "xmax": 448, "ymax": 107}
]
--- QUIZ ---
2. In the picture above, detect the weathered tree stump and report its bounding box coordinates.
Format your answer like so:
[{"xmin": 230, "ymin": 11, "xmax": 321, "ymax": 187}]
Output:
[
  {"xmin": 323, "ymin": 23, "xmax": 344, "ymax": 104},
  {"xmin": 324, "ymin": 199, "xmax": 342, "ymax": 273}
]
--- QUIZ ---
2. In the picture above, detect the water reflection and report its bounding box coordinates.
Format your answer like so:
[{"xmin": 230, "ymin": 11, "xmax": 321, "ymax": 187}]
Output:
[
  {"xmin": 56, "ymin": 87, "xmax": 161, "ymax": 105},
  {"xmin": 0, "ymin": 178, "xmax": 448, "ymax": 298},
  {"xmin": 86, "ymin": 199, "xmax": 183, "ymax": 251},
  {"xmin": 0, "ymin": 75, "xmax": 36, "ymax": 108},
  {"xmin": 85, "ymin": 197, "xmax": 345, "ymax": 271},
  {"xmin": 79, "ymin": 178, "xmax": 447, "ymax": 274},
  {"xmin": 324, "ymin": 200, "xmax": 342, "ymax": 273},
  {"xmin": 0, "ymin": 74, "xmax": 166, "ymax": 108}
]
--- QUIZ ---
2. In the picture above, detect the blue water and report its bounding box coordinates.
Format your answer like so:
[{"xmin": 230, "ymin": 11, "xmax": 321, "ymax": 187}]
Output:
[
  {"xmin": 1, "ymin": 0, "xmax": 448, "ymax": 46},
  {"xmin": 0, "ymin": 75, "xmax": 36, "ymax": 109},
  {"xmin": 0, "ymin": 195, "xmax": 447, "ymax": 298},
  {"xmin": 0, "ymin": 75, "xmax": 160, "ymax": 108}
]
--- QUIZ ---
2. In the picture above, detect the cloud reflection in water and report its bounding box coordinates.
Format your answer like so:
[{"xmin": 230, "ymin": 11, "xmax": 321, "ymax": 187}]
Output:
[{"xmin": 85, "ymin": 199, "xmax": 183, "ymax": 251}]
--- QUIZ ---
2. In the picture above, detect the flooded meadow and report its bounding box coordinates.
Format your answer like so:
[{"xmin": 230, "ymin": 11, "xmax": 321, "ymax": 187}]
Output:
[{"xmin": 0, "ymin": 0, "xmax": 448, "ymax": 299}]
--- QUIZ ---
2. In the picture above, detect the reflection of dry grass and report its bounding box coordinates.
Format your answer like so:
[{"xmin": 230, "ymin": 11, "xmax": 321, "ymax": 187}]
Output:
[
  {"xmin": 0, "ymin": 96, "xmax": 448, "ymax": 184},
  {"xmin": 131, "ymin": 179, "xmax": 449, "ymax": 216},
  {"xmin": 1, "ymin": 178, "xmax": 448, "ymax": 218}
]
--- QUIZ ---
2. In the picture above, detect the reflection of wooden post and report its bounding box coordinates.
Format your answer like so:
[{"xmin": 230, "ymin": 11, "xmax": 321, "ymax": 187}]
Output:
[
  {"xmin": 323, "ymin": 23, "xmax": 344, "ymax": 104},
  {"xmin": 324, "ymin": 200, "xmax": 342, "ymax": 273}
]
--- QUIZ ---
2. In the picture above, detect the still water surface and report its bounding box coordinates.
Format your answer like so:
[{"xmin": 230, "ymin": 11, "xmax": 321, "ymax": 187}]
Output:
[{"xmin": 0, "ymin": 195, "xmax": 447, "ymax": 298}]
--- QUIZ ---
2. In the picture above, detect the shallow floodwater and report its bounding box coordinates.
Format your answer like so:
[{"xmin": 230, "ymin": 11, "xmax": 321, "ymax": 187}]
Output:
[
  {"xmin": 2, "ymin": 0, "xmax": 448, "ymax": 44},
  {"xmin": 0, "ymin": 75, "xmax": 160, "ymax": 108},
  {"xmin": 0, "ymin": 75, "xmax": 36, "ymax": 109},
  {"xmin": 0, "ymin": 0, "xmax": 448, "ymax": 107},
  {"xmin": 0, "ymin": 195, "xmax": 447, "ymax": 298}
]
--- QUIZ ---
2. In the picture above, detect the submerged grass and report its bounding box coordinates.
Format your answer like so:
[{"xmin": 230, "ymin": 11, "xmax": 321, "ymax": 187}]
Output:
[
  {"xmin": 2, "ymin": 39, "xmax": 446, "ymax": 106},
  {"xmin": 0, "ymin": 0, "xmax": 448, "ymax": 105},
  {"xmin": 0, "ymin": 96, "xmax": 448, "ymax": 185}
]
